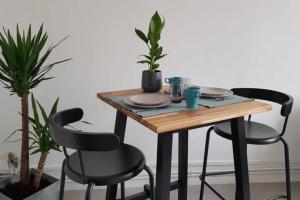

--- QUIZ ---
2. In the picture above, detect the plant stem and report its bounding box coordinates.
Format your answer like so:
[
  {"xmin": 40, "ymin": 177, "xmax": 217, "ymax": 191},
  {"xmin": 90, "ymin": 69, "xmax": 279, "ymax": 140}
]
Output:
[
  {"xmin": 33, "ymin": 153, "xmax": 48, "ymax": 189},
  {"xmin": 20, "ymin": 95, "xmax": 30, "ymax": 186}
]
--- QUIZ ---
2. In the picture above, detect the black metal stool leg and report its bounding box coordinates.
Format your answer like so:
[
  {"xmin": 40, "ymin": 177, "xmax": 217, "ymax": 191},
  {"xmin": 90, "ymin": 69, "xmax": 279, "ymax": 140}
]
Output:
[
  {"xmin": 199, "ymin": 126, "xmax": 214, "ymax": 200},
  {"xmin": 59, "ymin": 160, "xmax": 66, "ymax": 200},
  {"xmin": 144, "ymin": 165, "xmax": 155, "ymax": 200},
  {"xmin": 85, "ymin": 183, "xmax": 94, "ymax": 200},
  {"xmin": 281, "ymin": 138, "xmax": 291, "ymax": 200},
  {"xmin": 121, "ymin": 182, "xmax": 125, "ymax": 200}
]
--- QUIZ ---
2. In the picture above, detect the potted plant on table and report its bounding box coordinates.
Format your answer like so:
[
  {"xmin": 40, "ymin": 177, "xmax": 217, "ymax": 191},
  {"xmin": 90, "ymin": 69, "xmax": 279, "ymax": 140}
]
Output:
[
  {"xmin": 135, "ymin": 11, "xmax": 167, "ymax": 92},
  {"xmin": 0, "ymin": 24, "xmax": 69, "ymax": 199}
]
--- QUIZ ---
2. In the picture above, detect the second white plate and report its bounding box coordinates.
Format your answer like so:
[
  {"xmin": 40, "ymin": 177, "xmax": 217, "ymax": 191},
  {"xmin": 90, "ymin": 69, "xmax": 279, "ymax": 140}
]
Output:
[{"xmin": 200, "ymin": 87, "xmax": 233, "ymax": 98}]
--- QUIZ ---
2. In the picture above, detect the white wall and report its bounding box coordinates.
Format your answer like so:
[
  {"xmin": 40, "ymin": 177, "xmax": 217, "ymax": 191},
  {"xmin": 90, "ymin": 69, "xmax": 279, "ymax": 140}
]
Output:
[{"xmin": 1, "ymin": 0, "xmax": 300, "ymax": 186}]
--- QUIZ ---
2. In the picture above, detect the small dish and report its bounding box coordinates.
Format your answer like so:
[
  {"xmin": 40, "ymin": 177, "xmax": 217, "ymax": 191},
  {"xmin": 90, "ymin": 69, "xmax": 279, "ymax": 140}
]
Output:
[
  {"xmin": 124, "ymin": 96, "xmax": 171, "ymax": 109},
  {"xmin": 129, "ymin": 93, "xmax": 170, "ymax": 106},
  {"xmin": 200, "ymin": 87, "xmax": 233, "ymax": 98}
]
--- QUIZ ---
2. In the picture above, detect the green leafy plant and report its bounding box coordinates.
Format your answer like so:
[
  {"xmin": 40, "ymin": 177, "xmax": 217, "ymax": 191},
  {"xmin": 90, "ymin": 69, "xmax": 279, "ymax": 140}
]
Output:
[
  {"xmin": 135, "ymin": 11, "xmax": 167, "ymax": 72},
  {"xmin": 0, "ymin": 24, "xmax": 70, "ymax": 186},
  {"xmin": 29, "ymin": 94, "xmax": 60, "ymax": 189}
]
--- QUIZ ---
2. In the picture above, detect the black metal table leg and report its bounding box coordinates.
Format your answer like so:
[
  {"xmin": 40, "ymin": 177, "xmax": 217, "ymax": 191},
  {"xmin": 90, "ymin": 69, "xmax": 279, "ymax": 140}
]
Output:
[
  {"xmin": 106, "ymin": 111, "xmax": 128, "ymax": 200},
  {"xmin": 114, "ymin": 111, "xmax": 128, "ymax": 142},
  {"xmin": 230, "ymin": 117, "xmax": 250, "ymax": 200},
  {"xmin": 155, "ymin": 133, "xmax": 173, "ymax": 200},
  {"xmin": 178, "ymin": 131, "xmax": 188, "ymax": 200}
]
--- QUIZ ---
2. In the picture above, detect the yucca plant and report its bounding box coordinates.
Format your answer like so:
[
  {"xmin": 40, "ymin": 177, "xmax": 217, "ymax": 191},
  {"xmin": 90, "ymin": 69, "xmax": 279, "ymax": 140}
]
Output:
[
  {"xmin": 0, "ymin": 24, "xmax": 70, "ymax": 186},
  {"xmin": 29, "ymin": 94, "xmax": 60, "ymax": 189}
]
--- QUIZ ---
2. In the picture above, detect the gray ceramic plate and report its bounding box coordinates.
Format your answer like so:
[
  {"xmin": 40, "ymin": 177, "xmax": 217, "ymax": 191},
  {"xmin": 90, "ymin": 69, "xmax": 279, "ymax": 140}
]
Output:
[
  {"xmin": 200, "ymin": 87, "xmax": 233, "ymax": 98},
  {"xmin": 124, "ymin": 96, "xmax": 171, "ymax": 108},
  {"xmin": 129, "ymin": 93, "xmax": 170, "ymax": 106}
]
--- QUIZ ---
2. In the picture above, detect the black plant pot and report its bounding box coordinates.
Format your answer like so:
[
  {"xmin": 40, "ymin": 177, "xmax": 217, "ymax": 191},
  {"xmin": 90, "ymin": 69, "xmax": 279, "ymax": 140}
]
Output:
[{"xmin": 141, "ymin": 70, "xmax": 162, "ymax": 93}]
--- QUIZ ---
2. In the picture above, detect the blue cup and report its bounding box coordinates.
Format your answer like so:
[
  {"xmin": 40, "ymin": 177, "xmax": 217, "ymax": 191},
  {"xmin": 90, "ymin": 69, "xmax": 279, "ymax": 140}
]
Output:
[
  {"xmin": 165, "ymin": 77, "xmax": 183, "ymax": 84},
  {"xmin": 165, "ymin": 77, "xmax": 190, "ymax": 88},
  {"xmin": 184, "ymin": 87, "xmax": 201, "ymax": 109}
]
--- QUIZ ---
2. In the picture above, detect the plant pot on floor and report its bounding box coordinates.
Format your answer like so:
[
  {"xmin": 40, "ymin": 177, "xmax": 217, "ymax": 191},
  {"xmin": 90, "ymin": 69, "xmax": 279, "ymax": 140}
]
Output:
[
  {"xmin": 142, "ymin": 70, "xmax": 162, "ymax": 92},
  {"xmin": 0, "ymin": 169, "xmax": 59, "ymax": 200}
]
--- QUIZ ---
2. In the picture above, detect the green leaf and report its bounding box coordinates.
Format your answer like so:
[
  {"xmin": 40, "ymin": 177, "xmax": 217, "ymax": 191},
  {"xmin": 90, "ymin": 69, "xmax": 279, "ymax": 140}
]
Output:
[
  {"xmin": 152, "ymin": 63, "xmax": 160, "ymax": 70},
  {"xmin": 25, "ymin": 25, "xmax": 32, "ymax": 56},
  {"xmin": 149, "ymin": 11, "xmax": 162, "ymax": 39},
  {"xmin": 135, "ymin": 29, "xmax": 148, "ymax": 44},
  {"xmin": 36, "ymin": 100, "xmax": 48, "ymax": 124},
  {"xmin": 49, "ymin": 97, "xmax": 59, "ymax": 117},
  {"xmin": 29, "ymin": 133, "xmax": 39, "ymax": 142},
  {"xmin": 0, "ymin": 57, "xmax": 8, "ymax": 69},
  {"xmin": 140, "ymin": 55, "xmax": 151, "ymax": 60},
  {"xmin": 29, "ymin": 145, "xmax": 38, "ymax": 151},
  {"xmin": 0, "ymin": 129, "xmax": 22, "ymax": 145},
  {"xmin": 16, "ymin": 24, "xmax": 26, "ymax": 67},
  {"xmin": 36, "ymin": 58, "xmax": 72, "ymax": 77},
  {"xmin": 154, "ymin": 54, "xmax": 167, "ymax": 61},
  {"xmin": 157, "ymin": 47, "xmax": 163, "ymax": 57},
  {"xmin": 31, "ymin": 94, "xmax": 41, "ymax": 130},
  {"xmin": 5, "ymin": 139, "xmax": 21, "ymax": 143},
  {"xmin": 30, "ymin": 149, "xmax": 41, "ymax": 155},
  {"xmin": 137, "ymin": 60, "xmax": 151, "ymax": 64},
  {"xmin": 0, "ymin": 73, "xmax": 11, "ymax": 82},
  {"xmin": 150, "ymin": 45, "xmax": 159, "ymax": 57}
]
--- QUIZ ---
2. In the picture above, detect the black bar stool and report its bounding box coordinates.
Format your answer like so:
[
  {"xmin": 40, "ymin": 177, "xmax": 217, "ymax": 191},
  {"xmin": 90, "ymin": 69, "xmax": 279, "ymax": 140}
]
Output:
[
  {"xmin": 199, "ymin": 88, "xmax": 293, "ymax": 200},
  {"xmin": 49, "ymin": 108, "xmax": 154, "ymax": 200}
]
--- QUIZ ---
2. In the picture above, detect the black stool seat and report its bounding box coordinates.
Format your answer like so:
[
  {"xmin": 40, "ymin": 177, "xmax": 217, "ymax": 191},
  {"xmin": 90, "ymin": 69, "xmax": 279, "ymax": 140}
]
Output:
[
  {"xmin": 65, "ymin": 144, "xmax": 145, "ymax": 186},
  {"xmin": 214, "ymin": 121, "xmax": 280, "ymax": 144},
  {"xmin": 199, "ymin": 88, "xmax": 294, "ymax": 200},
  {"xmin": 50, "ymin": 108, "xmax": 154, "ymax": 200}
]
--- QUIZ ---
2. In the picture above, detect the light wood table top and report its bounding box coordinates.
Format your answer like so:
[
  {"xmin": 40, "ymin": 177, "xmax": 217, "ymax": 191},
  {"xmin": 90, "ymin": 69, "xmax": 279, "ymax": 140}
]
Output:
[{"xmin": 97, "ymin": 87, "xmax": 272, "ymax": 134}]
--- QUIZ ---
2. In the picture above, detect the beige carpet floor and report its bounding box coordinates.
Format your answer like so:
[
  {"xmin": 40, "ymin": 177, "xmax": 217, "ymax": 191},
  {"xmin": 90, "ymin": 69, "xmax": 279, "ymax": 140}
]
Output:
[{"xmin": 64, "ymin": 182, "xmax": 300, "ymax": 200}]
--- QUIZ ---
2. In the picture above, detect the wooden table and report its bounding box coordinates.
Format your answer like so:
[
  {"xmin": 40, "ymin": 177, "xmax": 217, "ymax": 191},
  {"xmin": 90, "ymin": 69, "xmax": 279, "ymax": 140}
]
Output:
[{"xmin": 97, "ymin": 87, "xmax": 272, "ymax": 200}]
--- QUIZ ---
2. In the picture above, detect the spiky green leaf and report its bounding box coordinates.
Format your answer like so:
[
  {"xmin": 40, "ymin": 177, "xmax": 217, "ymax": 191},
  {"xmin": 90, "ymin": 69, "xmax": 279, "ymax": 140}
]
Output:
[{"xmin": 0, "ymin": 24, "xmax": 70, "ymax": 97}]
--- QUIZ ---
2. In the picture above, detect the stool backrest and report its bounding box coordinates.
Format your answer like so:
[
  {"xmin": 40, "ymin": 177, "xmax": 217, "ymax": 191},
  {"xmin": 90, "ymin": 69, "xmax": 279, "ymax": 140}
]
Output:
[
  {"xmin": 231, "ymin": 88, "xmax": 293, "ymax": 117},
  {"xmin": 49, "ymin": 108, "xmax": 120, "ymax": 151}
]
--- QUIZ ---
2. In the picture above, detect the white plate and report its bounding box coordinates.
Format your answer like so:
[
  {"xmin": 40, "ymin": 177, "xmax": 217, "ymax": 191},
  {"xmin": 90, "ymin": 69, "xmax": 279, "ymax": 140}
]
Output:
[
  {"xmin": 200, "ymin": 87, "xmax": 233, "ymax": 98},
  {"xmin": 129, "ymin": 93, "xmax": 170, "ymax": 106},
  {"xmin": 124, "ymin": 96, "xmax": 171, "ymax": 109},
  {"xmin": 202, "ymin": 92, "xmax": 233, "ymax": 98}
]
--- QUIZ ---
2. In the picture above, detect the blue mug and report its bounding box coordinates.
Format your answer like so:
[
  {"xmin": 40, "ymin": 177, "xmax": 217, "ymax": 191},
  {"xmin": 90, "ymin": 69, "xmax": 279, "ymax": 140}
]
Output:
[
  {"xmin": 165, "ymin": 77, "xmax": 183, "ymax": 84},
  {"xmin": 165, "ymin": 77, "xmax": 191, "ymax": 88},
  {"xmin": 184, "ymin": 87, "xmax": 201, "ymax": 109}
]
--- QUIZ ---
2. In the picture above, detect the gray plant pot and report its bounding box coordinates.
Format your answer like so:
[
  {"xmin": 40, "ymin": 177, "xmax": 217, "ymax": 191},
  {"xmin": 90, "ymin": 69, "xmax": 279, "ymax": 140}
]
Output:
[
  {"xmin": 0, "ymin": 169, "xmax": 59, "ymax": 200},
  {"xmin": 141, "ymin": 70, "xmax": 162, "ymax": 92}
]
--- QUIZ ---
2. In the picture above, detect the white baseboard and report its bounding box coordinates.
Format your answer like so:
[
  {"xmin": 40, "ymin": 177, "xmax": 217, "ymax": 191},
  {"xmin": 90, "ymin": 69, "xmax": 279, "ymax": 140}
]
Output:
[{"xmin": 42, "ymin": 160, "xmax": 300, "ymax": 190}]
